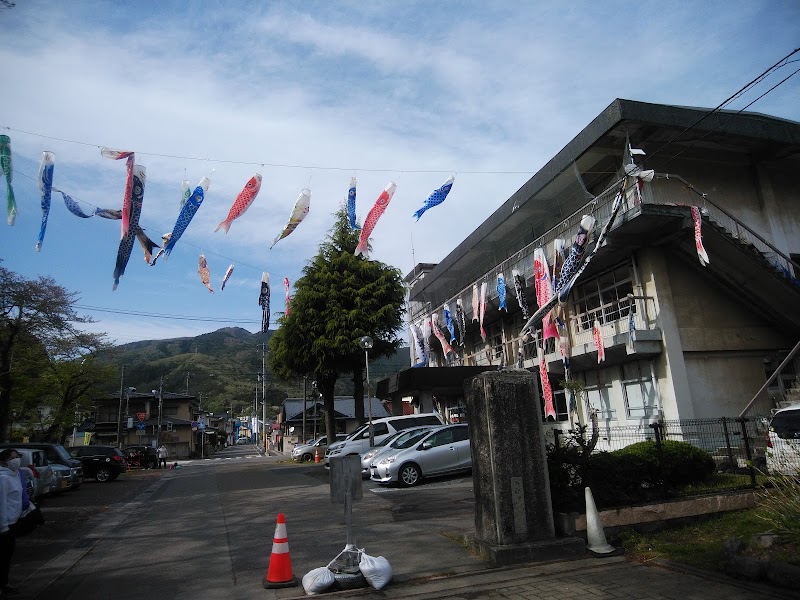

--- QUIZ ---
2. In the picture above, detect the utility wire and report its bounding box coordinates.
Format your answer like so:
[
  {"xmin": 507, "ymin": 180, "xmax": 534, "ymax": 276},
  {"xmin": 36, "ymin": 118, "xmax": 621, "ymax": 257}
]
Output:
[
  {"xmin": 649, "ymin": 47, "xmax": 800, "ymax": 165},
  {"xmin": 0, "ymin": 125, "xmax": 536, "ymax": 175}
]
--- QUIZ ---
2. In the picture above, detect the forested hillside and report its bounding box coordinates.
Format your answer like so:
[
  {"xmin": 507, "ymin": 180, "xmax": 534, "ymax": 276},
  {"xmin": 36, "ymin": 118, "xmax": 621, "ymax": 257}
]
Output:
[{"xmin": 96, "ymin": 327, "xmax": 410, "ymax": 416}]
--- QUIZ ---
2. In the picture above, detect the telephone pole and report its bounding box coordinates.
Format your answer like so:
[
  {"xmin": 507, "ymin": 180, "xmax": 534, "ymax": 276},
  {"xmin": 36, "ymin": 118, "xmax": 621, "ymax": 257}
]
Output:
[{"xmin": 257, "ymin": 343, "xmax": 268, "ymax": 452}]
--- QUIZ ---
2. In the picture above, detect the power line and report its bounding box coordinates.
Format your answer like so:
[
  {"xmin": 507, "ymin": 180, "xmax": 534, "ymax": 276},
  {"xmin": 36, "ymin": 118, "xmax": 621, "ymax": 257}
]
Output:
[
  {"xmin": 0, "ymin": 125, "xmax": 536, "ymax": 175},
  {"xmin": 74, "ymin": 303, "xmax": 272, "ymax": 324},
  {"xmin": 650, "ymin": 47, "xmax": 800, "ymax": 166}
]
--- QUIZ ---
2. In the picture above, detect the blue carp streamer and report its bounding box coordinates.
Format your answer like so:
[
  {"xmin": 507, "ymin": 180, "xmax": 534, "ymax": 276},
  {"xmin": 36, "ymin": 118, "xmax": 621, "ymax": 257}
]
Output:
[
  {"xmin": 413, "ymin": 175, "xmax": 454, "ymax": 221},
  {"xmin": 347, "ymin": 176, "xmax": 360, "ymax": 230}
]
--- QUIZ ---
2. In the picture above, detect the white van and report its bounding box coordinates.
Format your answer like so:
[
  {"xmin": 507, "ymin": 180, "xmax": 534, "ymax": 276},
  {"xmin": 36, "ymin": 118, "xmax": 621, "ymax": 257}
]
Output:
[
  {"xmin": 766, "ymin": 404, "xmax": 800, "ymax": 475},
  {"xmin": 324, "ymin": 412, "xmax": 445, "ymax": 467}
]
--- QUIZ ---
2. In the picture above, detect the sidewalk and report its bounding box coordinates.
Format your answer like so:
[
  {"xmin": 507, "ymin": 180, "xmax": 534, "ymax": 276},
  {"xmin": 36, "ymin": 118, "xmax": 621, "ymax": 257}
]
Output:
[{"xmin": 281, "ymin": 555, "xmax": 796, "ymax": 600}]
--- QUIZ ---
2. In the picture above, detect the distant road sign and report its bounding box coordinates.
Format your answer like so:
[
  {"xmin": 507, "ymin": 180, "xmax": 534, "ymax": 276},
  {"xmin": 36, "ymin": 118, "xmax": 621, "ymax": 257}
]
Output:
[
  {"xmin": 136, "ymin": 422, "xmax": 146, "ymax": 430},
  {"xmin": 137, "ymin": 412, "xmax": 147, "ymax": 422}
]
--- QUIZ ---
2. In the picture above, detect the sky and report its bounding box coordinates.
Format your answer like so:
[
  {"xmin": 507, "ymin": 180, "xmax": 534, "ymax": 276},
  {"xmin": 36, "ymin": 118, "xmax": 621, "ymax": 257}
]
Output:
[{"xmin": 1, "ymin": 1, "xmax": 799, "ymax": 346}]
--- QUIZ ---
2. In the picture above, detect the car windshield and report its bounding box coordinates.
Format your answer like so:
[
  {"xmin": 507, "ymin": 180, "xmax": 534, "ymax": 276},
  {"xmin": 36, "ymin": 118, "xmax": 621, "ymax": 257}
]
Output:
[
  {"xmin": 52, "ymin": 445, "xmax": 72, "ymax": 461},
  {"xmin": 394, "ymin": 429, "xmax": 432, "ymax": 449},
  {"xmin": 771, "ymin": 410, "xmax": 800, "ymax": 438}
]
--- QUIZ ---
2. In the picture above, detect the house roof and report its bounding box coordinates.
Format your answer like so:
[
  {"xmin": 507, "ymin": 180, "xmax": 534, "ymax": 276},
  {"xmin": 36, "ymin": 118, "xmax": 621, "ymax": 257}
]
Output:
[{"xmin": 282, "ymin": 397, "xmax": 389, "ymax": 421}]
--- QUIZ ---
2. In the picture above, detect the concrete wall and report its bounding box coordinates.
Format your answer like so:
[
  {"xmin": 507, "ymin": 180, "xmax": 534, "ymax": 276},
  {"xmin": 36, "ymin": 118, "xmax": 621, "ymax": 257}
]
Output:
[{"xmin": 661, "ymin": 155, "xmax": 800, "ymax": 258}]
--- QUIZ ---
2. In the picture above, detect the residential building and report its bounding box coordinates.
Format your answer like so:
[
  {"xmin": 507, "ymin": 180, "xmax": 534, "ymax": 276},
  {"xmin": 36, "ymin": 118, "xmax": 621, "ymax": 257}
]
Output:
[
  {"xmin": 82, "ymin": 390, "xmax": 208, "ymax": 458},
  {"xmin": 396, "ymin": 98, "xmax": 800, "ymax": 439}
]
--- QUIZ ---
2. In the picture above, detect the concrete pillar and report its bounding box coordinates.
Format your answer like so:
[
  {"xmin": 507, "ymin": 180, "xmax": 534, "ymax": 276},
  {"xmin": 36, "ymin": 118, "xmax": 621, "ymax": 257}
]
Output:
[{"xmin": 464, "ymin": 370, "xmax": 584, "ymax": 565}]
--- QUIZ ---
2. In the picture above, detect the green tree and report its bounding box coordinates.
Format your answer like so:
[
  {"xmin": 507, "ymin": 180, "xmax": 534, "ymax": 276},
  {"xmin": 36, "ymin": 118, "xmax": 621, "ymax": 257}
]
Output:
[
  {"xmin": 0, "ymin": 264, "xmax": 112, "ymax": 441},
  {"xmin": 269, "ymin": 206, "xmax": 405, "ymax": 440}
]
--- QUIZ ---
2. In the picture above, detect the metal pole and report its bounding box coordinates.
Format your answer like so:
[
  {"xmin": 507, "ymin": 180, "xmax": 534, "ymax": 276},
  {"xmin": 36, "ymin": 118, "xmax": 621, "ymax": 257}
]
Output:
[
  {"xmin": 365, "ymin": 348, "xmax": 373, "ymax": 447},
  {"xmin": 302, "ymin": 376, "xmax": 307, "ymax": 444},
  {"xmin": 117, "ymin": 365, "xmax": 125, "ymax": 448},
  {"xmin": 261, "ymin": 344, "xmax": 267, "ymax": 452},
  {"xmin": 157, "ymin": 376, "xmax": 163, "ymax": 447}
]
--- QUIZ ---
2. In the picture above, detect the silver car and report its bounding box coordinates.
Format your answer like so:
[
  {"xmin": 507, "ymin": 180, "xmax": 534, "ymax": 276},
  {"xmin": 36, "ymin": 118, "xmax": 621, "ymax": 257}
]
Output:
[
  {"xmin": 49, "ymin": 463, "xmax": 73, "ymax": 493},
  {"xmin": 370, "ymin": 424, "xmax": 471, "ymax": 487},
  {"xmin": 766, "ymin": 404, "xmax": 800, "ymax": 475},
  {"xmin": 359, "ymin": 427, "xmax": 436, "ymax": 477},
  {"xmin": 292, "ymin": 434, "xmax": 349, "ymax": 462},
  {"xmin": 16, "ymin": 448, "xmax": 53, "ymax": 501}
]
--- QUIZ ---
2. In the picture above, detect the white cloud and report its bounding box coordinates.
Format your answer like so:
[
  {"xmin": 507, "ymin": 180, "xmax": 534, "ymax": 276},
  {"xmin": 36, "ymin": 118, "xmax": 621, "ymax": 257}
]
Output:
[{"xmin": 1, "ymin": 0, "xmax": 798, "ymax": 344}]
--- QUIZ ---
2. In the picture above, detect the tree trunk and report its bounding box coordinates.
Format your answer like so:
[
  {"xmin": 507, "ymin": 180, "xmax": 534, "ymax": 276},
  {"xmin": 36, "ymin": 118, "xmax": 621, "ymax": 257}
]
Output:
[{"xmin": 316, "ymin": 371, "xmax": 338, "ymax": 440}]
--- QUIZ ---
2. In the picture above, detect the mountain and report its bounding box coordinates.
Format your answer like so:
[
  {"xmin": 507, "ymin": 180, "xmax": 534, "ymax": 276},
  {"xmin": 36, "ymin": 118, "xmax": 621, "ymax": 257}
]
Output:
[{"xmin": 96, "ymin": 327, "xmax": 411, "ymax": 416}]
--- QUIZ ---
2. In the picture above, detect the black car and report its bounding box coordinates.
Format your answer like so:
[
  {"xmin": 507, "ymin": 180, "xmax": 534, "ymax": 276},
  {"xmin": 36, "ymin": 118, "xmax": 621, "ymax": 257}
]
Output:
[
  {"xmin": 68, "ymin": 445, "xmax": 127, "ymax": 482},
  {"xmin": 0, "ymin": 442, "xmax": 83, "ymax": 490},
  {"xmin": 123, "ymin": 445, "xmax": 158, "ymax": 469}
]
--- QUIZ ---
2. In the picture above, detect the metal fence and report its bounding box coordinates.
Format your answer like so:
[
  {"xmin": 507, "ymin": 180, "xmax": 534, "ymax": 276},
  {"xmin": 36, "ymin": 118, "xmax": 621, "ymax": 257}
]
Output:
[{"xmin": 551, "ymin": 416, "xmax": 773, "ymax": 503}]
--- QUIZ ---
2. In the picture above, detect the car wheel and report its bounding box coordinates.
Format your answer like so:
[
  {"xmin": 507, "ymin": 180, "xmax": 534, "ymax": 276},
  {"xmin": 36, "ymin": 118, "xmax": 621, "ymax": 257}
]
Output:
[
  {"xmin": 399, "ymin": 463, "xmax": 422, "ymax": 487},
  {"xmin": 96, "ymin": 467, "xmax": 112, "ymax": 482},
  {"xmin": 301, "ymin": 453, "xmax": 313, "ymax": 462}
]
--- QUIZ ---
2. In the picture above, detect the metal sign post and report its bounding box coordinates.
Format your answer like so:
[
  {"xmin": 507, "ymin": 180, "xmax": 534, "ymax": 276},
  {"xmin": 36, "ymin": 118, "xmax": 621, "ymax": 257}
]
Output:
[{"xmin": 329, "ymin": 455, "xmax": 363, "ymax": 572}]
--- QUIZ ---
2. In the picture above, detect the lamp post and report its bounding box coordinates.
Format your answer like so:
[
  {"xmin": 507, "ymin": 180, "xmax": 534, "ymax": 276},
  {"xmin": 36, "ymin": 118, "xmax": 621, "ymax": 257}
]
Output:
[{"xmin": 359, "ymin": 336, "xmax": 374, "ymax": 446}]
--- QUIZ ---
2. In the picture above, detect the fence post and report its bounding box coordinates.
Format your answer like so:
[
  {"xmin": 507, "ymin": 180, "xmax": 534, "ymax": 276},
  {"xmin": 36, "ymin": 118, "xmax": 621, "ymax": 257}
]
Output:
[
  {"xmin": 738, "ymin": 417, "xmax": 757, "ymax": 488},
  {"xmin": 721, "ymin": 417, "xmax": 736, "ymax": 473},
  {"xmin": 649, "ymin": 421, "xmax": 666, "ymax": 499}
]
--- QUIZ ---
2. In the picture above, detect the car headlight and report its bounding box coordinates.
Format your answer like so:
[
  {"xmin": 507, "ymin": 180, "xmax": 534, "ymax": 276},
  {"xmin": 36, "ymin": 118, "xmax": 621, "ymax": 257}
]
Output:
[
  {"xmin": 379, "ymin": 455, "xmax": 397, "ymax": 465},
  {"xmin": 362, "ymin": 450, "xmax": 378, "ymax": 461}
]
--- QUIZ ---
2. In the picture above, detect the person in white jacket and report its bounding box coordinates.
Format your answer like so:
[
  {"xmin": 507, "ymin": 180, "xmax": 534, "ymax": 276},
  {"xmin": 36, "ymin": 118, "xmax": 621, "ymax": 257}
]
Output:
[{"xmin": 0, "ymin": 448, "xmax": 23, "ymax": 597}]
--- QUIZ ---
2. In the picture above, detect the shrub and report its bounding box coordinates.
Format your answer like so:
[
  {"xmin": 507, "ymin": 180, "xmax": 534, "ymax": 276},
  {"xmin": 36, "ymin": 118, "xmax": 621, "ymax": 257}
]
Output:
[
  {"xmin": 584, "ymin": 451, "xmax": 652, "ymax": 507},
  {"xmin": 614, "ymin": 440, "xmax": 715, "ymax": 488}
]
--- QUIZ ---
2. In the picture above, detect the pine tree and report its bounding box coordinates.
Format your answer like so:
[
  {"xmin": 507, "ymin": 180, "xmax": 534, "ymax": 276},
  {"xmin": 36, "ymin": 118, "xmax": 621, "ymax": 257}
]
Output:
[{"xmin": 269, "ymin": 205, "xmax": 405, "ymax": 441}]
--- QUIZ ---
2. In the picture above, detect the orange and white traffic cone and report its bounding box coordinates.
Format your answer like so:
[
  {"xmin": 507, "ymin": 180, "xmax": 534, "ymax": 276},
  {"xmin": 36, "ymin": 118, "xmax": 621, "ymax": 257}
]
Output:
[
  {"xmin": 262, "ymin": 513, "xmax": 298, "ymax": 589},
  {"xmin": 314, "ymin": 448, "xmax": 320, "ymax": 463}
]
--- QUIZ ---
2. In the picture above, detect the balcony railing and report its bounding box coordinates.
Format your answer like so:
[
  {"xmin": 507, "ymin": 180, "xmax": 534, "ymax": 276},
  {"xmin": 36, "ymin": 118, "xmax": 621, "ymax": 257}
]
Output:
[{"xmin": 409, "ymin": 171, "xmax": 798, "ymax": 329}]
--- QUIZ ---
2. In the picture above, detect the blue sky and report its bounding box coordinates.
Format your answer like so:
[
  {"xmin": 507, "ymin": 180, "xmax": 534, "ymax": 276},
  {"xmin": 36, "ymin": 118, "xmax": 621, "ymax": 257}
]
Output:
[{"xmin": 2, "ymin": 1, "xmax": 799, "ymax": 345}]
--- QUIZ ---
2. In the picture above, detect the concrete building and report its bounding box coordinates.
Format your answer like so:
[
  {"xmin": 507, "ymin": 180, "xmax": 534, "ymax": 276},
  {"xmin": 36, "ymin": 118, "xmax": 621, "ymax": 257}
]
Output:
[{"xmin": 399, "ymin": 99, "xmax": 800, "ymax": 436}]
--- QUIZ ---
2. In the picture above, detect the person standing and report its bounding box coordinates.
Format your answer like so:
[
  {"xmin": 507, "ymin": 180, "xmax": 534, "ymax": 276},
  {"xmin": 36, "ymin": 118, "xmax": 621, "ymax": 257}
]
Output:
[
  {"xmin": 0, "ymin": 449, "xmax": 24, "ymax": 597},
  {"xmin": 157, "ymin": 445, "xmax": 168, "ymax": 469}
]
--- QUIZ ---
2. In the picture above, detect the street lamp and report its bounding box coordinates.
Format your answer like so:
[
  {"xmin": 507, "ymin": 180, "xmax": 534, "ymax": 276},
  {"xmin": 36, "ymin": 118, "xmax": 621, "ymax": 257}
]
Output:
[{"xmin": 359, "ymin": 336, "xmax": 374, "ymax": 446}]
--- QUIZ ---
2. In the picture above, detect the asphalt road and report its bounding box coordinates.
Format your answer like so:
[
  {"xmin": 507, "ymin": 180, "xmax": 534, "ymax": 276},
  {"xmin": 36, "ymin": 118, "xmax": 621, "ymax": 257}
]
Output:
[{"xmin": 13, "ymin": 443, "xmax": 479, "ymax": 599}]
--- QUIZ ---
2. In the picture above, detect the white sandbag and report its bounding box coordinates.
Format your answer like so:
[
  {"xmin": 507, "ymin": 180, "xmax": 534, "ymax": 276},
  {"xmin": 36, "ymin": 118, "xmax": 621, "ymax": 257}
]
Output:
[
  {"xmin": 302, "ymin": 566, "xmax": 335, "ymax": 595},
  {"xmin": 359, "ymin": 553, "xmax": 393, "ymax": 590}
]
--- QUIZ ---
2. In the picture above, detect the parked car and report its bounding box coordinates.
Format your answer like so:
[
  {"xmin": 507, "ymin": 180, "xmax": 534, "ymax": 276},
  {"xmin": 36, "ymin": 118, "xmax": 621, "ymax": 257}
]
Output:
[
  {"xmin": 123, "ymin": 445, "xmax": 158, "ymax": 469},
  {"xmin": 69, "ymin": 445, "xmax": 127, "ymax": 482},
  {"xmin": 766, "ymin": 404, "xmax": 800, "ymax": 475},
  {"xmin": 15, "ymin": 448, "xmax": 54, "ymax": 500},
  {"xmin": 292, "ymin": 434, "xmax": 349, "ymax": 462},
  {"xmin": 359, "ymin": 426, "xmax": 437, "ymax": 477},
  {"xmin": 325, "ymin": 413, "xmax": 445, "ymax": 467},
  {"xmin": 0, "ymin": 442, "xmax": 83, "ymax": 490},
  {"xmin": 369, "ymin": 424, "xmax": 471, "ymax": 487},
  {"xmin": 236, "ymin": 437, "xmax": 251, "ymax": 445},
  {"xmin": 49, "ymin": 463, "xmax": 73, "ymax": 493}
]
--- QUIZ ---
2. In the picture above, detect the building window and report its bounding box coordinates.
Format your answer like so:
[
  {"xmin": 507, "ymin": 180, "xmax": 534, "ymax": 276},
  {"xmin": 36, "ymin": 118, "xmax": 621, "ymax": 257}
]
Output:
[
  {"xmin": 583, "ymin": 369, "xmax": 616, "ymax": 420},
  {"xmin": 571, "ymin": 262, "xmax": 635, "ymax": 330},
  {"xmin": 163, "ymin": 406, "xmax": 179, "ymax": 416},
  {"xmin": 622, "ymin": 361, "xmax": 657, "ymax": 419}
]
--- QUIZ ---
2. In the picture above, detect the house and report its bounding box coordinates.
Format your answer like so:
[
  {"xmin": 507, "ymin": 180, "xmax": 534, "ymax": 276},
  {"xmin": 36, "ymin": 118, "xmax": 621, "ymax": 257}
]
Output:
[
  {"xmin": 81, "ymin": 390, "xmax": 209, "ymax": 459},
  {"xmin": 277, "ymin": 396, "xmax": 390, "ymax": 446},
  {"xmin": 395, "ymin": 98, "xmax": 800, "ymax": 439}
]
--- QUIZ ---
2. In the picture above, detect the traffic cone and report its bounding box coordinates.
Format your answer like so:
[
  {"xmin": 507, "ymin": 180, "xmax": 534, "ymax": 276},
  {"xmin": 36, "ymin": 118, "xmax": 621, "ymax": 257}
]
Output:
[
  {"xmin": 262, "ymin": 513, "xmax": 298, "ymax": 588},
  {"xmin": 314, "ymin": 448, "xmax": 320, "ymax": 463},
  {"xmin": 585, "ymin": 487, "xmax": 616, "ymax": 555}
]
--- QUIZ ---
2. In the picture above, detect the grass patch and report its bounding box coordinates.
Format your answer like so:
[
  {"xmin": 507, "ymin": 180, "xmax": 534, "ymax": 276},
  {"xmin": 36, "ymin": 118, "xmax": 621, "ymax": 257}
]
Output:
[{"xmin": 619, "ymin": 506, "xmax": 800, "ymax": 572}]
